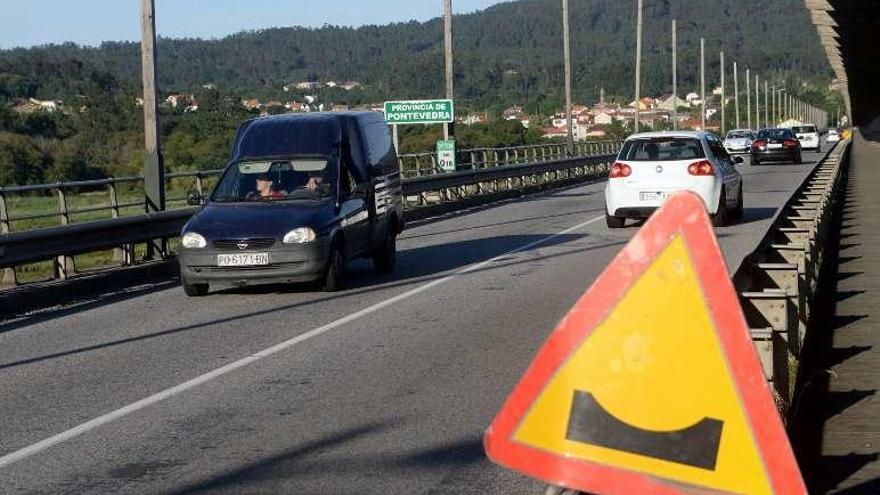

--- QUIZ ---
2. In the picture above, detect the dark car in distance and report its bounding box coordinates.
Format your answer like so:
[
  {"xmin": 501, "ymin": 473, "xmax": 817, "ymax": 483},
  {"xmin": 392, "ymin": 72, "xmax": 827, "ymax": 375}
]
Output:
[
  {"xmin": 178, "ymin": 112, "xmax": 404, "ymax": 296},
  {"xmin": 750, "ymin": 128, "xmax": 802, "ymax": 165}
]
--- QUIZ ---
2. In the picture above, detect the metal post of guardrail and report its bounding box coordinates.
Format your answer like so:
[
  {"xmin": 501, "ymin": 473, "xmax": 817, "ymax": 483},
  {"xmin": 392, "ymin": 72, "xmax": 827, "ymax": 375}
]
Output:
[
  {"xmin": 53, "ymin": 185, "xmax": 75, "ymax": 280},
  {"xmin": 0, "ymin": 190, "xmax": 16, "ymax": 288},
  {"xmin": 108, "ymin": 178, "xmax": 134, "ymax": 266}
]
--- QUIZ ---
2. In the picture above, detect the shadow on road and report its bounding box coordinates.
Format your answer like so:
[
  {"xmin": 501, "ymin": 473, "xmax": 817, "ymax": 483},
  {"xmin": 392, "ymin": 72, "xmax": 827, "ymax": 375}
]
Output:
[
  {"xmin": 0, "ymin": 234, "xmax": 626, "ymax": 371},
  {"xmin": 165, "ymin": 421, "xmax": 401, "ymax": 494}
]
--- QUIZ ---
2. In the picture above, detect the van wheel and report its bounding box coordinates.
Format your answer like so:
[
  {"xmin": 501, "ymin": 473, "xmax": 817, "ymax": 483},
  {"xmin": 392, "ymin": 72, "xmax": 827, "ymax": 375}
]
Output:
[
  {"xmin": 323, "ymin": 243, "xmax": 345, "ymax": 292},
  {"xmin": 372, "ymin": 229, "xmax": 397, "ymax": 273},
  {"xmin": 711, "ymin": 188, "xmax": 728, "ymax": 227},
  {"xmin": 606, "ymin": 213, "xmax": 625, "ymax": 229},
  {"xmin": 183, "ymin": 279, "xmax": 209, "ymax": 297}
]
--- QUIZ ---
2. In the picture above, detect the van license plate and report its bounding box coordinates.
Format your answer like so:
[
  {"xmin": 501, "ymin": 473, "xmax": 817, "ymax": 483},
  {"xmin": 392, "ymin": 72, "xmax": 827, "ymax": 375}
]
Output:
[
  {"xmin": 217, "ymin": 253, "xmax": 269, "ymax": 267},
  {"xmin": 640, "ymin": 192, "xmax": 670, "ymax": 201}
]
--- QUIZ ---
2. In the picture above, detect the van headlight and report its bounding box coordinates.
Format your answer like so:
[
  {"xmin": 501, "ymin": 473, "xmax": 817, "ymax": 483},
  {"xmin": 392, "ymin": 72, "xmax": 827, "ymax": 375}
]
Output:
[
  {"xmin": 181, "ymin": 232, "xmax": 207, "ymax": 249},
  {"xmin": 283, "ymin": 227, "xmax": 316, "ymax": 244}
]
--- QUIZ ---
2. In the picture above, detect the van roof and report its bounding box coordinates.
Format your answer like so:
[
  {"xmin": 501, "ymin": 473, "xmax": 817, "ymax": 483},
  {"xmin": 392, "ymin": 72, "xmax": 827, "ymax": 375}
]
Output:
[{"xmin": 231, "ymin": 112, "xmax": 384, "ymax": 162}]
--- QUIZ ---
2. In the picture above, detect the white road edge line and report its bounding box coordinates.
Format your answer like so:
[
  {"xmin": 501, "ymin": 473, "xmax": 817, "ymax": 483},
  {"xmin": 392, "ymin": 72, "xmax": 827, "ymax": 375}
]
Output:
[{"xmin": 0, "ymin": 214, "xmax": 606, "ymax": 470}]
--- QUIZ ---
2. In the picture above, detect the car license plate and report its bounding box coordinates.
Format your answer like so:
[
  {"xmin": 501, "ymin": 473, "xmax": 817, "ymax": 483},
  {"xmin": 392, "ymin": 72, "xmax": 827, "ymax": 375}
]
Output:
[
  {"xmin": 640, "ymin": 192, "xmax": 670, "ymax": 201},
  {"xmin": 217, "ymin": 252, "xmax": 269, "ymax": 267},
  {"xmin": 768, "ymin": 143, "xmax": 783, "ymax": 149}
]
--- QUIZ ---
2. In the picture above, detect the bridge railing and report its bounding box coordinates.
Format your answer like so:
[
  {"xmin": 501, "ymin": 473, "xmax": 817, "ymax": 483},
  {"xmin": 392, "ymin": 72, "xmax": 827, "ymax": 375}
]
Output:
[
  {"xmin": 0, "ymin": 143, "xmax": 622, "ymax": 289},
  {"xmin": 0, "ymin": 171, "xmax": 223, "ymax": 234},
  {"xmin": 731, "ymin": 140, "xmax": 849, "ymax": 416},
  {"xmin": 397, "ymin": 140, "xmax": 622, "ymax": 178}
]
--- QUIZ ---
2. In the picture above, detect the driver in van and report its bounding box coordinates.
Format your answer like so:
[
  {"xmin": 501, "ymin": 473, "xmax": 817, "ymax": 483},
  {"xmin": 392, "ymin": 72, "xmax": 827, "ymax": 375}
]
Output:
[{"xmin": 255, "ymin": 173, "xmax": 286, "ymax": 199}]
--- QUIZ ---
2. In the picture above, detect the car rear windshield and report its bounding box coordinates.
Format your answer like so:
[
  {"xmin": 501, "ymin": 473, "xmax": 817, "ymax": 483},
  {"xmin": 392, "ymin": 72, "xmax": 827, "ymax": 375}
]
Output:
[
  {"xmin": 618, "ymin": 137, "xmax": 705, "ymax": 162},
  {"xmin": 792, "ymin": 126, "xmax": 817, "ymax": 134},
  {"xmin": 757, "ymin": 129, "xmax": 794, "ymax": 140},
  {"xmin": 726, "ymin": 131, "xmax": 751, "ymax": 139}
]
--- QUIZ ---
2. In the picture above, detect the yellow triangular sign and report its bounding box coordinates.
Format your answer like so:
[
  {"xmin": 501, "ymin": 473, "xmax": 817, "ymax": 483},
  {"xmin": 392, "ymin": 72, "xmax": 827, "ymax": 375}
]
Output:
[{"xmin": 485, "ymin": 192, "xmax": 805, "ymax": 494}]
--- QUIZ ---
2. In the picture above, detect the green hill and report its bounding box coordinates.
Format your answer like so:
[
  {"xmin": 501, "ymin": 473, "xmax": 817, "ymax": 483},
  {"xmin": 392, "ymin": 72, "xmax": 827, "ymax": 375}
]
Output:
[{"xmin": 0, "ymin": 0, "xmax": 829, "ymax": 108}]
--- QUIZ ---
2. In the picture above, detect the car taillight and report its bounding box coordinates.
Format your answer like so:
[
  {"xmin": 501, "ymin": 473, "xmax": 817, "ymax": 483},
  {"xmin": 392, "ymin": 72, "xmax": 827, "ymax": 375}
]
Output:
[
  {"xmin": 783, "ymin": 139, "xmax": 799, "ymax": 148},
  {"xmin": 752, "ymin": 139, "xmax": 767, "ymax": 149},
  {"xmin": 609, "ymin": 162, "xmax": 632, "ymax": 178},
  {"xmin": 687, "ymin": 160, "xmax": 714, "ymax": 176}
]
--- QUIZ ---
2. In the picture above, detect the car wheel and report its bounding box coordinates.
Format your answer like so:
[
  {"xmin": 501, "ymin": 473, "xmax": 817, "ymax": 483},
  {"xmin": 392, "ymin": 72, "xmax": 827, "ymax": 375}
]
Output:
[
  {"xmin": 731, "ymin": 187, "xmax": 744, "ymax": 220},
  {"xmin": 751, "ymin": 157, "xmax": 760, "ymax": 166},
  {"xmin": 323, "ymin": 242, "xmax": 345, "ymax": 292},
  {"xmin": 182, "ymin": 279, "xmax": 209, "ymax": 297},
  {"xmin": 606, "ymin": 213, "xmax": 625, "ymax": 229},
  {"xmin": 711, "ymin": 188, "xmax": 728, "ymax": 228},
  {"xmin": 372, "ymin": 228, "xmax": 397, "ymax": 273}
]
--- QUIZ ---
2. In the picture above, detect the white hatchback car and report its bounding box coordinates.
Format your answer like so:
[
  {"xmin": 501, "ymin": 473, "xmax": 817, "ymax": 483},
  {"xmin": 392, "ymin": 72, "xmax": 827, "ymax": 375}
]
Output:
[{"xmin": 604, "ymin": 131, "xmax": 744, "ymax": 228}]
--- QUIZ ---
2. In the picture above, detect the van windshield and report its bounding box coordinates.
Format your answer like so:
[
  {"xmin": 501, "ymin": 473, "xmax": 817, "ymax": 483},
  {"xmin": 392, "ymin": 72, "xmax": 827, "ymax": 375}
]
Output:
[
  {"xmin": 211, "ymin": 158, "xmax": 336, "ymax": 202},
  {"xmin": 619, "ymin": 137, "xmax": 705, "ymax": 161}
]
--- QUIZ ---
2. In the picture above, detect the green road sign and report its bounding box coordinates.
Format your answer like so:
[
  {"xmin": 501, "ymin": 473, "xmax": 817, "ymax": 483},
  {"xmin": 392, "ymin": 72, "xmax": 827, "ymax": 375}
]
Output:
[
  {"xmin": 437, "ymin": 140, "xmax": 456, "ymax": 172},
  {"xmin": 384, "ymin": 99, "xmax": 455, "ymax": 125}
]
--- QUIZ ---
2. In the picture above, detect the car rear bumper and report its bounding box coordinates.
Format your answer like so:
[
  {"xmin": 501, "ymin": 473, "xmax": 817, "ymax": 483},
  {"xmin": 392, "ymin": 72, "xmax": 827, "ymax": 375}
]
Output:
[
  {"xmin": 179, "ymin": 238, "xmax": 331, "ymax": 285},
  {"xmin": 751, "ymin": 149, "xmax": 799, "ymax": 162},
  {"xmin": 604, "ymin": 180, "xmax": 720, "ymax": 218}
]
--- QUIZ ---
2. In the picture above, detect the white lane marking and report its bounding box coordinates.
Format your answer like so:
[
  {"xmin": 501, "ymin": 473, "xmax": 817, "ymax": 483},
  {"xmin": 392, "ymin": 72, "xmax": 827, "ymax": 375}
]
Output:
[{"xmin": 0, "ymin": 214, "xmax": 605, "ymax": 469}]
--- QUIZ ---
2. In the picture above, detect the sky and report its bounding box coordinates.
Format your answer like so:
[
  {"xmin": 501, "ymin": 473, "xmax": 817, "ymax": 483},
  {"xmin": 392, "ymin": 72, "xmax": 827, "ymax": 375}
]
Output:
[{"xmin": 0, "ymin": 0, "xmax": 509, "ymax": 49}]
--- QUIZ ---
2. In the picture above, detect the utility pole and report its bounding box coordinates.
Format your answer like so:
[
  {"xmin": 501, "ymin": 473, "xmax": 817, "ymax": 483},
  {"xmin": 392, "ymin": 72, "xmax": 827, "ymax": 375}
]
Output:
[
  {"xmin": 764, "ymin": 79, "xmax": 768, "ymax": 127},
  {"xmin": 443, "ymin": 0, "xmax": 455, "ymax": 140},
  {"xmin": 771, "ymin": 86, "xmax": 775, "ymax": 126},
  {"xmin": 720, "ymin": 51, "xmax": 725, "ymax": 135},
  {"xmin": 563, "ymin": 0, "xmax": 574, "ymax": 154},
  {"xmin": 734, "ymin": 61, "xmax": 740, "ymax": 129},
  {"xmin": 700, "ymin": 38, "xmax": 705, "ymax": 131},
  {"xmin": 672, "ymin": 19, "xmax": 677, "ymax": 130},
  {"xmin": 755, "ymin": 74, "xmax": 760, "ymax": 129},
  {"xmin": 634, "ymin": 0, "xmax": 643, "ymax": 133},
  {"xmin": 746, "ymin": 68, "xmax": 751, "ymax": 130},
  {"xmin": 140, "ymin": 0, "xmax": 165, "ymax": 258}
]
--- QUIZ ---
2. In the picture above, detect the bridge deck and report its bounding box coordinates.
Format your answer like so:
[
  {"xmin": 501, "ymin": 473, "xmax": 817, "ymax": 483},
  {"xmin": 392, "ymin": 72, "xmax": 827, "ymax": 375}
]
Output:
[{"xmin": 798, "ymin": 134, "xmax": 880, "ymax": 493}]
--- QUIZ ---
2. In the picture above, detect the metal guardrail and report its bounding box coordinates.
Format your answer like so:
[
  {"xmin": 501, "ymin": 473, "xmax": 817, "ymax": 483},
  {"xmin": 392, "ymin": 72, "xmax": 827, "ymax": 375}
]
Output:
[
  {"xmin": 0, "ymin": 170, "xmax": 222, "ymax": 235},
  {"xmin": 0, "ymin": 147, "xmax": 619, "ymax": 289},
  {"xmin": 0, "ymin": 142, "xmax": 623, "ymax": 233},
  {"xmin": 731, "ymin": 140, "xmax": 850, "ymax": 416},
  {"xmin": 397, "ymin": 141, "xmax": 622, "ymax": 178}
]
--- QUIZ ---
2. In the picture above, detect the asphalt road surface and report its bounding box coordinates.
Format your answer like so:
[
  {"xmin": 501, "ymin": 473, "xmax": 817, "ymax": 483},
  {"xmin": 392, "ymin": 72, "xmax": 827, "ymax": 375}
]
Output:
[{"xmin": 0, "ymin": 152, "xmax": 823, "ymax": 494}]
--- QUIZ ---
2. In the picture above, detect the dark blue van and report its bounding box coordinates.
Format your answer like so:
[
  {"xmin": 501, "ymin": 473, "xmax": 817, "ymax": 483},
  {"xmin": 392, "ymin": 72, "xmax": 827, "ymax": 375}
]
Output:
[{"xmin": 178, "ymin": 112, "xmax": 404, "ymax": 295}]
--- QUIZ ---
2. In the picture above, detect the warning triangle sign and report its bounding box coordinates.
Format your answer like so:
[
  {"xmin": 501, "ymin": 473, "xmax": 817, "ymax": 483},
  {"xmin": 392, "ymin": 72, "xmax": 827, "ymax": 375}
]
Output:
[{"xmin": 484, "ymin": 192, "xmax": 805, "ymax": 494}]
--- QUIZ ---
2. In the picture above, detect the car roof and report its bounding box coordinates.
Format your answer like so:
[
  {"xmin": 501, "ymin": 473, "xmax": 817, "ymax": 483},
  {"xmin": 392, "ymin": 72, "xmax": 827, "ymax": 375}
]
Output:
[
  {"xmin": 626, "ymin": 131, "xmax": 707, "ymax": 140},
  {"xmin": 726, "ymin": 129, "xmax": 753, "ymax": 133}
]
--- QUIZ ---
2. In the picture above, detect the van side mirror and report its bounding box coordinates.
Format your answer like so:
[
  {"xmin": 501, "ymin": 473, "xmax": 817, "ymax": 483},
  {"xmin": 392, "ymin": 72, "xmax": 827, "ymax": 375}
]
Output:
[{"xmin": 186, "ymin": 190, "xmax": 204, "ymax": 206}]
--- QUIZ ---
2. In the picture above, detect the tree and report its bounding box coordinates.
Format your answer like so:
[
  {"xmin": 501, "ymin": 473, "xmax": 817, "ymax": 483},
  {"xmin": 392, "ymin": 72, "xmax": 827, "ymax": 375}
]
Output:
[{"xmin": 0, "ymin": 132, "xmax": 45, "ymax": 185}]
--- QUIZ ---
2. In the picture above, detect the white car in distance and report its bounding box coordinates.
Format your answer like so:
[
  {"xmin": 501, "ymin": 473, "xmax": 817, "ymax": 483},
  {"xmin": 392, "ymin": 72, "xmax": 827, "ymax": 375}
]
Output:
[
  {"xmin": 826, "ymin": 129, "xmax": 842, "ymax": 144},
  {"xmin": 604, "ymin": 131, "xmax": 744, "ymax": 228},
  {"xmin": 723, "ymin": 129, "xmax": 755, "ymax": 154},
  {"xmin": 792, "ymin": 124, "xmax": 821, "ymax": 152}
]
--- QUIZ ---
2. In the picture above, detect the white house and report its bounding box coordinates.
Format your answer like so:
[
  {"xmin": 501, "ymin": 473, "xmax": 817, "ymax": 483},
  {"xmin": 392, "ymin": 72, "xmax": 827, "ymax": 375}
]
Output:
[{"xmin": 594, "ymin": 111, "xmax": 614, "ymax": 125}]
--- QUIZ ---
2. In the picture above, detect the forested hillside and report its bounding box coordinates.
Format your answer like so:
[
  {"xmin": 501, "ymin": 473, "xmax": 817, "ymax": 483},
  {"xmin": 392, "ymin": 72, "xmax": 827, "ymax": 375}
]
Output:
[
  {"xmin": 0, "ymin": 0, "xmax": 832, "ymax": 186},
  {"xmin": 1, "ymin": 0, "xmax": 828, "ymax": 106}
]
